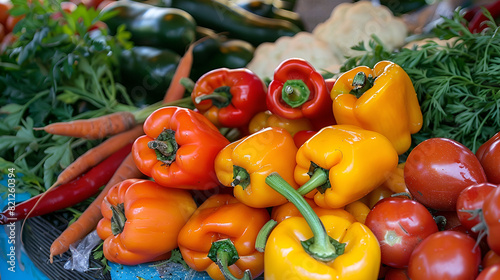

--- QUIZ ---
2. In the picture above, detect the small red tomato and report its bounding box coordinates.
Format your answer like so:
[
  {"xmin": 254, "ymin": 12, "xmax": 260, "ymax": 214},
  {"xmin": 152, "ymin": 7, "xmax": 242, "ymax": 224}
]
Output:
[
  {"xmin": 408, "ymin": 231, "xmax": 481, "ymax": 280},
  {"xmin": 477, "ymin": 264, "xmax": 500, "ymax": 280},
  {"xmin": 483, "ymin": 250, "xmax": 500, "ymax": 268},
  {"xmin": 365, "ymin": 197, "xmax": 438, "ymax": 268},
  {"xmin": 456, "ymin": 182, "xmax": 497, "ymax": 231},
  {"xmin": 476, "ymin": 131, "xmax": 500, "ymax": 184},
  {"xmin": 482, "ymin": 186, "xmax": 500, "ymax": 255},
  {"xmin": 385, "ymin": 268, "xmax": 410, "ymax": 280},
  {"xmin": 404, "ymin": 137, "xmax": 487, "ymax": 211}
]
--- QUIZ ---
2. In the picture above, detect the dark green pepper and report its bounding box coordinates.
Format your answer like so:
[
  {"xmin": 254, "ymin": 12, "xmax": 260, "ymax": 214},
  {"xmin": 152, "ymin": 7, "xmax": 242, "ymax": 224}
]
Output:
[
  {"xmin": 161, "ymin": 0, "xmax": 301, "ymax": 46},
  {"xmin": 234, "ymin": 0, "xmax": 305, "ymax": 30},
  {"xmin": 101, "ymin": 1, "xmax": 197, "ymax": 54},
  {"xmin": 190, "ymin": 37, "xmax": 255, "ymax": 81},
  {"xmin": 119, "ymin": 46, "xmax": 180, "ymax": 106}
]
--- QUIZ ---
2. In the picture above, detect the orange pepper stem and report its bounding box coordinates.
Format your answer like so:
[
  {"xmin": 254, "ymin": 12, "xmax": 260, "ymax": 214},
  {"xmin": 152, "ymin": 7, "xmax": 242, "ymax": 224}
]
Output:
[
  {"xmin": 208, "ymin": 239, "xmax": 252, "ymax": 280},
  {"xmin": 265, "ymin": 172, "xmax": 344, "ymax": 261},
  {"xmin": 255, "ymin": 219, "xmax": 278, "ymax": 253},
  {"xmin": 147, "ymin": 129, "xmax": 178, "ymax": 165},
  {"xmin": 232, "ymin": 165, "xmax": 250, "ymax": 189},
  {"xmin": 281, "ymin": 80, "xmax": 310, "ymax": 108},
  {"xmin": 350, "ymin": 71, "xmax": 374, "ymax": 98},
  {"xmin": 194, "ymin": 86, "xmax": 232, "ymax": 108},
  {"xmin": 296, "ymin": 166, "xmax": 329, "ymax": 196},
  {"xmin": 110, "ymin": 203, "xmax": 126, "ymax": 236}
]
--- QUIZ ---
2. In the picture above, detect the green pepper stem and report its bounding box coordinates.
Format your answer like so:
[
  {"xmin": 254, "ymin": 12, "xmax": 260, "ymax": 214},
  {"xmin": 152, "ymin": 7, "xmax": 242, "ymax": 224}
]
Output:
[
  {"xmin": 255, "ymin": 219, "xmax": 278, "ymax": 253},
  {"xmin": 194, "ymin": 86, "xmax": 232, "ymax": 108},
  {"xmin": 232, "ymin": 165, "xmax": 250, "ymax": 189},
  {"xmin": 208, "ymin": 239, "xmax": 252, "ymax": 280},
  {"xmin": 216, "ymin": 250, "xmax": 252, "ymax": 280},
  {"xmin": 147, "ymin": 129, "xmax": 178, "ymax": 165},
  {"xmin": 265, "ymin": 172, "xmax": 339, "ymax": 261},
  {"xmin": 350, "ymin": 71, "xmax": 374, "ymax": 98},
  {"xmin": 281, "ymin": 79, "xmax": 310, "ymax": 108},
  {"xmin": 110, "ymin": 203, "xmax": 127, "ymax": 236},
  {"xmin": 296, "ymin": 168, "xmax": 329, "ymax": 195}
]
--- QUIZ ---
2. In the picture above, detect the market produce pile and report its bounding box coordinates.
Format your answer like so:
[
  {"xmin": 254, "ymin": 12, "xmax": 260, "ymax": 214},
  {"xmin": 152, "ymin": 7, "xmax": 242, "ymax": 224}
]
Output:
[{"xmin": 2, "ymin": 0, "xmax": 500, "ymax": 279}]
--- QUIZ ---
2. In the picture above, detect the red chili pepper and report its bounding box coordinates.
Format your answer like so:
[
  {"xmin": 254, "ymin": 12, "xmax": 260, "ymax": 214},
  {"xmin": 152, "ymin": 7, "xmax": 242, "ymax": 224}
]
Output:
[
  {"xmin": 266, "ymin": 58, "xmax": 336, "ymax": 130},
  {"xmin": 0, "ymin": 143, "xmax": 132, "ymax": 224},
  {"xmin": 467, "ymin": 0, "xmax": 500, "ymax": 33},
  {"xmin": 192, "ymin": 67, "xmax": 268, "ymax": 128}
]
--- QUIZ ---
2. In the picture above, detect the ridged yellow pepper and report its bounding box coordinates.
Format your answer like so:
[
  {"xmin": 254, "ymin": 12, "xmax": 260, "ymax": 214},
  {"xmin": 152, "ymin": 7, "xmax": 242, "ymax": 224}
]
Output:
[
  {"xmin": 330, "ymin": 61, "xmax": 423, "ymax": 155},
  {"xmin": 215, "ymin": 127, "xmax": 299, "ymax": 208},
  {"xmin": 248, "ymin": 110, "xmax": 314, "ymax": 137},
  {"xmin": 294, "ymin": 124, "xmax": 399, "ymax": 209},
  {"xmin": 263, "ymin": 173, "xmax": 381, "ymax": 280}
]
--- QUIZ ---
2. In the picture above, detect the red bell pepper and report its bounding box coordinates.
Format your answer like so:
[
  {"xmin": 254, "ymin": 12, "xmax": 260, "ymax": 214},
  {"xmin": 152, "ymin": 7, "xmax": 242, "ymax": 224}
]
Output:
[
  {"xmin": 132, "ymin": 106, "xmax": 230, "ymax": 190},
  {"xmin": 266, "ymin": 58, "xmax": 336, "ymax": 130},
  {"xmin": 192, "ymin": 68, "xmax": 268, "ymax": 128}
]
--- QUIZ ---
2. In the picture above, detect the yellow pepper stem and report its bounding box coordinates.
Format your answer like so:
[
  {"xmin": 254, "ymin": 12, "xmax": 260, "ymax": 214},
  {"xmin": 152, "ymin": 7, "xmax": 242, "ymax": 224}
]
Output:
[
  {"xmin": 265, "ymin": 172, "xmax": 344, "ymax": 261},
  {"xmin": 255, "ymin": 219, "xmax": 278, "ymax": 253},
  {"xmin": 296, "ymin": 167, "xmax": 329, "ymax": 195},
  {"xmin": 350, "ymin": 71, "xmax": 374, "ymax": 98},
  {"xmin": 208, "ymin": 239, "xmax": 252, "ymax": 280}
]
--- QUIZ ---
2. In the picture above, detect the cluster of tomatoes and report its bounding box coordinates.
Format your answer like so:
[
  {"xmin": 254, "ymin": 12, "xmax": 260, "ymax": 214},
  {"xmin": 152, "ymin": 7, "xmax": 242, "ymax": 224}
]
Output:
[{"xmin": 372, "ymin": 132, "xmax": 500, "ymax": 280}]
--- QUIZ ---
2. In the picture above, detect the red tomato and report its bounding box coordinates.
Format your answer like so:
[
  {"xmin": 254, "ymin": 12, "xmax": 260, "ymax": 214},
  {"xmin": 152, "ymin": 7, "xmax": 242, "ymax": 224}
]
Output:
[
  {"xmin": 385, "ymin": 268, "xmax": 410, "ymax": 280},
  {"xmin": 476, "ymin": 131, "xmax": 500, "ymax": 184},
  {"xmin": 483, "ymin": 250, "xmax": 500, "ymax": 268},
  {"xmin": 408, "ymin": 231, "xmax": 481, "ymax": 280},
  {"xmin": 456, "ymin": 182, "xmax": 497, "ymax": 231},
  {"xmin": 482, "ymin": 186, "xmax": 500, "ymax": 254},
  {"xmin": 476, "ymin": 264, "xmax": 500, "ymax": 280},
  {"xmin": 404, "ymin": 137, "xmax": 487, "ymax": 211},
  {"xmin": 365, "ymin": 197, "xmax": 438, "ymax": 268}
]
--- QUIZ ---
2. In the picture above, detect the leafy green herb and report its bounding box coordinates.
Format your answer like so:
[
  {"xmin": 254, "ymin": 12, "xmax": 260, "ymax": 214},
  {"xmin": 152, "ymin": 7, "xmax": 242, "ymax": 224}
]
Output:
[
  {"xmin": 341, "ymin": 9, "xmax": 500, "ymax": 152},
  {"xmin": 0, "ymin": 0, "xmax": 135, "ymax": 190}
]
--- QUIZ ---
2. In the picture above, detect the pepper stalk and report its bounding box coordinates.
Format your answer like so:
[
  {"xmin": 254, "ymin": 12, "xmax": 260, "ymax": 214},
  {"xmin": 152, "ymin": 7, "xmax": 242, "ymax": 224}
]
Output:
[{"xmin": 265, "ymin": 172, "xmax": 345, "ymax": 261}]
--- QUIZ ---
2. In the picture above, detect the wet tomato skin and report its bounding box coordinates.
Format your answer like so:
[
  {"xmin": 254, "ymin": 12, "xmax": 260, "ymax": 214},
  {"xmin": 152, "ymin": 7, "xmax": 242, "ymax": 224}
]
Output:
[{"xmin": 404, "ymin": 138, "xmax": 487, "ymax": 211}]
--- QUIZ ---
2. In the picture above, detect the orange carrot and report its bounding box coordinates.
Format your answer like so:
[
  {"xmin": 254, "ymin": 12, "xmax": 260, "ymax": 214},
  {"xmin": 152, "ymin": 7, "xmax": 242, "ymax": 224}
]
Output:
[
  {"xmin": 34, "ymin": 111, "xmax": 137, "ymax": 139},
  {"xmin": 162, "ymin": 43, "xmax": 195, "ymax": 103},
  {"xmin": 49, "ymin": 152, "xmax": 144, "ymax": 262},
  {"xmin": 50, "ymin": 124, "xmax": 144, "ymax": 188}
]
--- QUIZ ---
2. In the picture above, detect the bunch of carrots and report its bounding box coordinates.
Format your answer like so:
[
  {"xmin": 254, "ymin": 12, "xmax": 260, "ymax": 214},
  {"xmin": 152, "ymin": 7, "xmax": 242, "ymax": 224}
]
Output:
[{"xmin": 0, "ymin": 40, "xmax": 196, "ymax": 261}]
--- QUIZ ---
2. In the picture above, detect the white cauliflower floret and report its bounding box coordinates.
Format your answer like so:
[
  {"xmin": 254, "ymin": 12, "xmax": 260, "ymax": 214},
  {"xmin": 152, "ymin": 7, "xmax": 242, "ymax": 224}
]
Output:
[
  {"xmin": 246, "ymin": 31, "xmax": 342, "ymax": 80},
  {"xmin": 312, "ymin": 1, "xmax": 407, "ymax": 61}
]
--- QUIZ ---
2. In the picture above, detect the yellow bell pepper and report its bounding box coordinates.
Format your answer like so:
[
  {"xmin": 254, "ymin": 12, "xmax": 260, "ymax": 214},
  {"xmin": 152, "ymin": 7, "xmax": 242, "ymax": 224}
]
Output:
[
  {"xmin": 248, "ymin": 110, "xmax": 313, "ymax": 137},
  {"xmin": 215, "ymin": 127, "xmax": 299, "ymax": 208},
  {"xmin": 263, "ymin": 173, "xmax": 381, "ymax": 280},
  {"xmin": 294, "ymin": 124, "xmax": 399, "ymax": 209},
  {"xmin": 380, "ymin": 162, "xmax": 409, "ymax": 194},
  {"xmin": 330, "ymin": 61, "xmax": 423, "ymax": 155}
]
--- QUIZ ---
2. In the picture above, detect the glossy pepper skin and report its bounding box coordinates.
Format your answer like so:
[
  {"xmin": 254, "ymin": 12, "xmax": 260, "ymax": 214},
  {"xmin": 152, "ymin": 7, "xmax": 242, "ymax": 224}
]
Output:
[
  {"xmin": 215, "ymin": 127, "xmax": 299, "ymax": 208},
  {"xmin": 177, "ymin": 194, "xmax": 270, "ymax": 280},
  {"xmin": 192, "ymin": 68, "xmax": 267, "ymax": 128},
  {"xmin": 132, "ymin": 106, "xmax": 230, "ymax": 190},
  {"xmin": 96, "ymin": 179, "xmax": 197, "ymax": 265},
  {"xmin": 271, "ymin": 197, "xmax": 356, "ymax": 224},
  {"xmin": 265, "ymin": 215, "xmax": 381, "ymax": 279},
  {"xmin": 267, "ymin": 58, "xmax": 336, "ymax": 130},
  {"xmin": 295, "ymin": 124, "xmax": 399, "ymax": 209},
  {"xmin": 248, "ymin": 110, "xmax": 313, "ymax": 137},
  {"xmin": 330, "ymin": 61, "xmax": 423, "ymax": 155}
]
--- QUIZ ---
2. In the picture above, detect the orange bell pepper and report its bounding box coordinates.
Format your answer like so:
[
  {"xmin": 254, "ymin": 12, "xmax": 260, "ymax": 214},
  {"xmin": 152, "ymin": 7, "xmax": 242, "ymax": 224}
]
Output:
[
  {"xmin": 248, "ymin": 110, "xmax": 314, "ymax": 137},
  {"xmin": 330, "ymin": 61, "xmax": 423, "ymax": 155},
  {"xmin": 132, "ymin": 106, "xmax": 230, "ymax": 190},
  {"xmin": 177, "ymin": 194, "xmax": 270, "ymax": 280},
  {"xmin": 215, "ymin": 126, "xmax": 299, "ymax": 208},
  {"xmin": 96, "ymin": 179, "xmax": 197, "ymax": 265}
]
